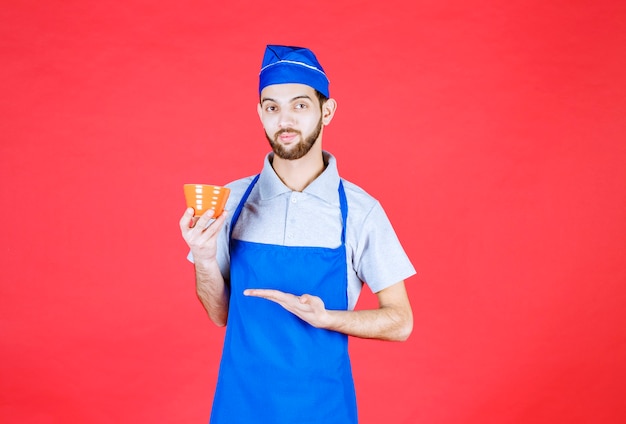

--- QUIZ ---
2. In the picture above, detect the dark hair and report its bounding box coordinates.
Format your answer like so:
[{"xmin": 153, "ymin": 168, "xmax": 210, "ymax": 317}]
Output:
[{"xmin": 315, "ymin": 90, "xmax": 328, "ymax": 110}]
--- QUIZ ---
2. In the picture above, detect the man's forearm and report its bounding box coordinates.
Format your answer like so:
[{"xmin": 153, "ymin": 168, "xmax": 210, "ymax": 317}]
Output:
[
  {"xmin": 324, "ymin": 282, "xmax": 413, "ymax": 341},
  {"xmin": 324, "ymin": 306, "xmax": 413, "ymax": 342},
  {"xmin": 195, "ymin": 260, "xmax": 229, "ymax": 327},
  {"xmin": 244, "ymin": 282, "xmax": 413, "ymax": 341}
]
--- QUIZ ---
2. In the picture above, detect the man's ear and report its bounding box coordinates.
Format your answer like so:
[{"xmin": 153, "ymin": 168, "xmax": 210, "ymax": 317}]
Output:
[
  {"xmin": 321, "ymin": 98, "xmax": 337, "ymax": 125},
  {"xmin": 257, "ymin": 102, "xmax": 263, "ymax": 122}
]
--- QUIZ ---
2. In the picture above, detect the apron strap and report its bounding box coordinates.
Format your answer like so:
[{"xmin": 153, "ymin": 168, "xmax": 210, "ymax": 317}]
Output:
[
  {"xmin": 338, "ymin": 180, "xmax": 348, "ymax": 245},
  {"xmin": 229, "ymin": 174, "xmax": 260, "ymax": 241},
  {"xmin": 229, "ymin": 174, "xmax": 348, "ymax": 244}
]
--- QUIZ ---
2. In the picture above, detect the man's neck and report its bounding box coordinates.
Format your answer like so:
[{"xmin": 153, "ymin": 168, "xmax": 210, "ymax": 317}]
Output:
[{"xmin": 271, "ymin": 146, "xmax": 325, "ymax": 192}]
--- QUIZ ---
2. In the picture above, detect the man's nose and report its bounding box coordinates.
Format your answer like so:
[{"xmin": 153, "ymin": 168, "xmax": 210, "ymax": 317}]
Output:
[{"xmin": 278, "ymin": 110, "xmax": 295, "ymax": 128}]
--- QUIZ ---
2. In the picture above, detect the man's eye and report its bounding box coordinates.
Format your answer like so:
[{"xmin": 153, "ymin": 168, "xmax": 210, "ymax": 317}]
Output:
[
  {"xmin": 295, "ymin": 103, "xmax": 307, "ymax": 109},
  {"xmin": 266, "ymin": 105, "xmax": 277, "ymax": 112}
]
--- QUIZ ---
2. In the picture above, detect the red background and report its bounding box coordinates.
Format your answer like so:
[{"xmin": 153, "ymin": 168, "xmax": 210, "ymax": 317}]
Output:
[{"xmin": 1, "ymin": 1, "xmax": 625, "ymax": 423}]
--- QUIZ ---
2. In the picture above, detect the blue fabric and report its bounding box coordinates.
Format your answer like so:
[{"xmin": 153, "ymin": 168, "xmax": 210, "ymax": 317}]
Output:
[
  {"xmin": 210, "ymin": 175, "xmax": 357, "ymax": 424},
  {"xmin": 259, "ymin": 45, "xmax": 330, "ymax": 97}
]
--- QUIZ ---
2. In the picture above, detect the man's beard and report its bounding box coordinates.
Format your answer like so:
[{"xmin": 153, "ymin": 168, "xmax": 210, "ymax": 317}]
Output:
[{"xmin": 265, "ymin": 117, "xmax": 323, "ymax": 160}]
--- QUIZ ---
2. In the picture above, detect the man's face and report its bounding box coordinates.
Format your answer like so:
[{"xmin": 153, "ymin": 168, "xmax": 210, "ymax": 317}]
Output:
[{"xmin": 258, "ymin": 83, "xmax": 324, "ymax": 160}]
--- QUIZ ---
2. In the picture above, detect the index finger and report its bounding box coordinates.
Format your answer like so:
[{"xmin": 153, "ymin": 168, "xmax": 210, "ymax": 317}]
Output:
[
  {"xmin": 179, "ymin": 207, "xmax": 196, "ymax": 230},
  {"xmin": 244, "ymin": 289, "xmax": 292, "ymax": 302},
  {"xmin": 195, "ymin": 208, "xmax": 217, "ymax": 229}
]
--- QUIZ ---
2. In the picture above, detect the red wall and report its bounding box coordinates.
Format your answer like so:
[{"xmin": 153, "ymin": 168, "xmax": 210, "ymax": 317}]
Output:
[{"xmin": 1, "ymin": 1, "xmax": 625, "ymax": 423}]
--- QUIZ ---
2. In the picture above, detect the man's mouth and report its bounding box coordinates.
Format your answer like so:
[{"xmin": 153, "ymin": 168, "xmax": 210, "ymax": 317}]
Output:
[{"xmin": 276, "ymin": 130, "xmax": 300, "ymax": 143}]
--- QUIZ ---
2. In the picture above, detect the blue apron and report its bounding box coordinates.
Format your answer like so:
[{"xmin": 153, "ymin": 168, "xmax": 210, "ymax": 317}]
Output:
[{"xmin": 209, "ymin": 175, "xmax": 358, "ymax": 424}]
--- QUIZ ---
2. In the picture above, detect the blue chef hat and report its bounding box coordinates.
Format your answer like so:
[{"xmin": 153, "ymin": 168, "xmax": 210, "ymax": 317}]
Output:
[{"xmin": 259, "ymin": 45, "xmax": 330, "ymax": 97}]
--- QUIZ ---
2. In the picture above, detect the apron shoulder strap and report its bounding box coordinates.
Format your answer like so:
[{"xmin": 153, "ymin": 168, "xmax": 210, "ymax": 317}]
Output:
[
  {"xmin": 229, "ymin": 174, "xmax": 260, "ymax": 241},
  {"xmin": 339, "ymin": 180, "xmax": 348, "ymax": 245}
]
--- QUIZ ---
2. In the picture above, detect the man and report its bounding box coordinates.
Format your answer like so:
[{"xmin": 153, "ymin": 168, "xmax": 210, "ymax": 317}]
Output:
[{"xmin": 179, "ymin": 45, "xmax": 416, "ymax": 424}]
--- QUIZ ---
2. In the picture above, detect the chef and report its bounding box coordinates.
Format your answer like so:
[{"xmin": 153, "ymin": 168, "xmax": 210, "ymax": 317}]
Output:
[{"xmin": 180, "ymin": 44, "xmax": 416, "ymax": 424}]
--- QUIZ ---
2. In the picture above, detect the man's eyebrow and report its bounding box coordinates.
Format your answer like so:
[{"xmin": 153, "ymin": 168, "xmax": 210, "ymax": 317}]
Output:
[
  {"xmin": 291, "ymin": 95, "xmax": 313, "ymax": 101},
  {"xmin": 260, "ymin": 95, "xmax": 313, "ymax": 104}
]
